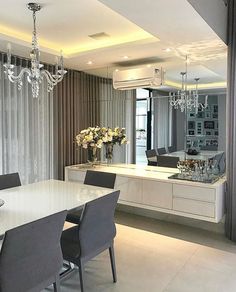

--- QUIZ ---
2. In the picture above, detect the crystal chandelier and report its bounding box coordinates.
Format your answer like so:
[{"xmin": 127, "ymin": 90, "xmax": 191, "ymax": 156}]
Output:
[
  {"xmin": 4, "ymin": 3, "xmax": 67, "ymax": 98},
  {"xmin": 169, "ymin": 70, "xmax": 208, "ymax": 114}
]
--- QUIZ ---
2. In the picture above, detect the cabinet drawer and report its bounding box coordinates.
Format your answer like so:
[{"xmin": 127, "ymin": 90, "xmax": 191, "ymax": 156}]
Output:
[
  {"xmin": 67, "ymin": 170, "xmax": 85, "ymax": 183},
  {"xmin": 115, "ymin": 176, "xmax": 142, "ymax": 203},
  {"xmin": 173, "ymin": 184, "xmax": 215, "ymax": 202},
  {"xmin": 173, "ymin": 197, "xmax": 215, "ymax": 217},
  {"xmin": 142, "ymin": 181, "xmax": 172, "ymax": 209}
]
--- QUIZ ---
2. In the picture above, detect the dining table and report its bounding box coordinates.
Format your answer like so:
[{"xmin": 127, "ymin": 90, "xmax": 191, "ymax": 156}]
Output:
[
  {"xmin": 0, "ymin": 179, "xmax": 113, "ymax": 236},
  {"xmin": 163, "ymin": 150, "xmax": 224, "ymax": 161}
]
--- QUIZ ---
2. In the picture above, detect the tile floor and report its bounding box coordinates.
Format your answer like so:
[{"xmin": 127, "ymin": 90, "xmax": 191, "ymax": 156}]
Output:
[{"xmin": 47, "ymin": 211, "xmax": 236, "ymax": 292}]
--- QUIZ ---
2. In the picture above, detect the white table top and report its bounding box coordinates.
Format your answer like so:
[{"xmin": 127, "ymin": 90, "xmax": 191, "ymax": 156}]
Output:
[
  {"xmin": 0, "ymin": 179, "xmax": 113, "ymax": 236},
  {"xmin": 164, "ymin": 150, "xmax": 224, "ymax": 161}
]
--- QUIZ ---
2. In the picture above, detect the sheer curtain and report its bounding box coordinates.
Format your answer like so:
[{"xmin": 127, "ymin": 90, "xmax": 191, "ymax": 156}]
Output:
[
  {"xmin": 152, "ymin": 94, "xmax": 173, "ymax": 149},
  {"xmin": 99, "ymin": 78, "xmax": 135, "ymax": 163},
  {"xmin": 0, "ymin": 53, "xmax": 55, "ymax": 184}
]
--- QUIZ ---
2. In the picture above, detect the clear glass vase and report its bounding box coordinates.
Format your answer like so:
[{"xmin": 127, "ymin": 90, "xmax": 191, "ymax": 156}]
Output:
[
  {"xmin": 87, "ymin": 146, "xmax": 97, "ymax": 165},
  {"xmin": 105, "ymin": 143, "xmax": 114, "ymax": 164}
]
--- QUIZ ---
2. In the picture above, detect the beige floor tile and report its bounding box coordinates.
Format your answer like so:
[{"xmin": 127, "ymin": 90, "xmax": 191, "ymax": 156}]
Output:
[
  {"xmin": 164, "ymin": 264, "xmax": 236, "ymax": 292},
  {"xmin": 186, "ymin": 245, "xmax": 236, "ymax": 273}
]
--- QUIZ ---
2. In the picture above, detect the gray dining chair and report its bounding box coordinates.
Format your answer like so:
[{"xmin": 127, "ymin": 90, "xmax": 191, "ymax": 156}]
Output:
[
  {"xmin": 200, "ymin": 145, "xmax": 218, "ymax": 151},
  {"xmin": 157, "ymin": 147, "xmax": 167, "ymax": 155},
  {"xmin": 156, "ymin": 155, "xmax": 179, "ymax": 168},
  {"xmin": 168, "ymin": 146, "xmax": 175, "ymax": 153},
  {"xmin": 0, "ymin": 210, "xmax": 67, "ymax": 292},
  {"xmin": 0, "ymin": 172, "xmax": 21, "ymax": 190},
  {"xmin": 61, "ymin": 190, "xmax": 120, "ymax": 292},
  {"xmin": 213, "ymin": 152, "xmax": 226, "ymax": 173},
  {"xmin": 66, "ymin": 170, "xmax": 116, "ymax": 224},
  {"xmin": 84, "ymin": 170, "xmax": 116, "ymax": 188},
  {"xmin": 145, "ymin": 149, "xmax": 158, "ymax": 166}
]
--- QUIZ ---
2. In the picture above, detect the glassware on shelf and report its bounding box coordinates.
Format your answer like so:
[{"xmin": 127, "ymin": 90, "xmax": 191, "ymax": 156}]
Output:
[
  {"xmin": 192, "ymin": 163, "xmax": 200, "ymax": 181},
  {"xmin": 212, "ymin": 159, "xmax": 220, "ymax": 175},
  {"xmin": 170, "ymin": 157, "xmax": 223, "ymax": 183},
  {"xmin": 174, "ymin": 158, "xmax": 223, "ymax": 183},
  {"xmin": 177, "ymin": 161, "xmax": 183, "ymax": 177}
]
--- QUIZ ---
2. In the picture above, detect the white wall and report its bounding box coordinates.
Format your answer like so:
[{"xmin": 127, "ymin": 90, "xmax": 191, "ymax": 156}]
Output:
[{"xmin": 187, "ymin": 0, "xmax": 228, "ymax": 44}]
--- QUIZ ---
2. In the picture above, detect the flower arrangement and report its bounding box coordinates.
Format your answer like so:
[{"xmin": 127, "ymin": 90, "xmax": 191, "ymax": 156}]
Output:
[
  {"xmin": 75, "ymin": 126, "xmax": 103, "ymax": 149},
  {"xmin": 101, "ymin": 127, "xmax": 128, "ymax": 163},
  {"xmin": 102, "ymin": 127, "xmax": 128, "ymax": 145},
  {"xmin": 75, "ymin": 126, "xmax": 128, "ymax": 163}
]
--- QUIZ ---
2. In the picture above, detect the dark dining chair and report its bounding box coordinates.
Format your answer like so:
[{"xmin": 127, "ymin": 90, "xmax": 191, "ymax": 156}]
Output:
[
  {"xmin": 213, "ymin": 152, "xmax": 226, "ymax": 173},
  {"xmin": 0, "ymin": 210, "xmax": 67, "ymax": 292},
  {"xmin": 61, "ymin": 190, "xmax": 120, "ymax": 292},
  {"xmin": 156, "ymin": 155, "xmax": 179, "ymax": 168},
  {"xmin": 168, "ymin": 146, "xmax": 175, "ymax": 153},
  {"xmin": 66, "ymin": 170, "xmax": 116, "ymax": 224},
  {"xmin": 157, "ymin": 147, "xmax": 167, "ymax": 155},
  {"xmin": 84, "ymin": 170, "xmax": 116, "ymax": 189},
  {"xmin": 145, "ymin": 149, "xmax": 158, "ymax": 166},
  {"xmin": 0, "ymin": 172, "xmax": 21, "ymax": 190},
  {"xmin": 200, "ymin": 145, "xmax": 218, "ymax": 151}
]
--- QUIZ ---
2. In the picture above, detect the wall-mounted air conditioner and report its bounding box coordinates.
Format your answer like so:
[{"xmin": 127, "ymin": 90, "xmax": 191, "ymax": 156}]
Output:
[{"xmin": 113, "ymin": 67, "xmax": 164, "ymax": 90}]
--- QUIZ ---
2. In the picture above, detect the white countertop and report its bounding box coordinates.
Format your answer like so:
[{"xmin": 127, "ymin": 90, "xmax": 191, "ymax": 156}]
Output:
[
  {"xmin": 0, "ymin": 179, "xmax": 112, "ymax": 235},
  {"xmin": 66, "ymin": 163, "xmax": 226, "ymax": 188}
]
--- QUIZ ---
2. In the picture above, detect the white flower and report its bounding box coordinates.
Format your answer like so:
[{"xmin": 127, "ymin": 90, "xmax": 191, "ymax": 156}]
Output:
[
  {"xmin": 102, "ymin": 137, "xmax": 108, "ymax": 143},
  {"xmin": 75, "ymin": 126, "xmax": 128, "ymax": 149}
]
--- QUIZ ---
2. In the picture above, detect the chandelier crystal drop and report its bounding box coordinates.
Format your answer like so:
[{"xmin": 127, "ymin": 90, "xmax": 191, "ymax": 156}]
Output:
[
  {"xmin": 169, "ymin": 73, "xmax": 208, "ymax": 114},
  {"xmin": 4, "ymin": 3, "xmax": 67, "ymax": 98}
]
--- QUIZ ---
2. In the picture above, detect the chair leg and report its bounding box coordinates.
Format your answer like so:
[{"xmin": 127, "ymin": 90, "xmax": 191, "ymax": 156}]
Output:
[
  {"xmin": 78, "ymin": 260, "xmax": 85, "ymax": 292},
  {"xmin": 53, "ymin": 274, "xmax": 61, "ymax": 292},
  {"xmin": 109, "ymin": 245, "xmax": 117, "ymax": 283}
]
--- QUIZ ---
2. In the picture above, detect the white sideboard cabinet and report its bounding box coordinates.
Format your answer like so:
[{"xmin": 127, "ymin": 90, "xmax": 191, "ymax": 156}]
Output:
[{"xmin": 65, "ymin": 164, "xmax": 226, "ymax": 223}]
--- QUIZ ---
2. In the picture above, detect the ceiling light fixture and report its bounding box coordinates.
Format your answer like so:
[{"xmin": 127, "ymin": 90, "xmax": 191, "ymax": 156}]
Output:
[
  {"xmin": 4, "ymin": 3, "xmax": 67, "ymax": 98},
  {"xmin": 123, "ymin": 56, "xmax": 129, "ymax": 59},
  {"xmin": 87, "ymin": 61, "xmax": 93, "ymax": 65},
  {"xmin": 165, "ymin": 48, "xmax": 171, "ymax": 52},
  {"xmin": 169, "ymin": 57, "xmax": 208, "ymax": 113}
]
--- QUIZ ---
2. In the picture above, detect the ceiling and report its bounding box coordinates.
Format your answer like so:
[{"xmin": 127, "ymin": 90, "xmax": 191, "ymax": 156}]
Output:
[{"xmin": 0, "ymin": 0, "xmax": 227, "ymax": 90}]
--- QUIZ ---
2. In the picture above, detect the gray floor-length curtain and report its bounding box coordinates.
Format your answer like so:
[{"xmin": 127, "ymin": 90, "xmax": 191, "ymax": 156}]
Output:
[
  {"xmin": 53, "ymin": 70, "xmax": 101, "ymax": 180},
  {"xmin": 225, "ymin": 0, "xmax": 236, "ymax": 241},
  {"xmin": 0, "ymin": 53, "xmax": 55, "ymax": 184}
]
